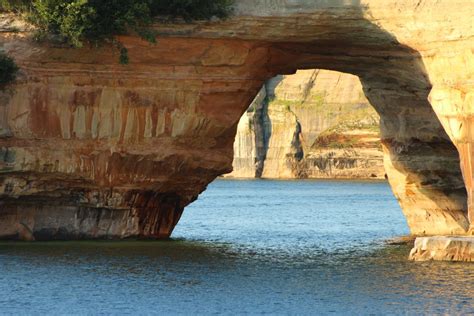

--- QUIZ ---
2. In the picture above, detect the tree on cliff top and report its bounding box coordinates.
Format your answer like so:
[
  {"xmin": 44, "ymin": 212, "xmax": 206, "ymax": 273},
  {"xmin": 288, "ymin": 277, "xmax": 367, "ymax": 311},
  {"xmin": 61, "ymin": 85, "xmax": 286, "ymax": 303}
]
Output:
[
  {"xmin": 1, "ymin": 0, "xmax": 233, "ymax": 47},
  {"xmin": 0, "ymin": 0, "xmax": 233, "ymax": 64}
]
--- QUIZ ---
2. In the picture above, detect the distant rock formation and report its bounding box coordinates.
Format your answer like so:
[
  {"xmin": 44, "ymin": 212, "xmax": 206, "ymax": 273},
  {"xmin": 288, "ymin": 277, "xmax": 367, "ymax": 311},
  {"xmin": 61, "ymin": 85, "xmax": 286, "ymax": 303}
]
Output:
[{"xmin": 226, "ymin": 70, "xmax": 385, "ymax": 179}]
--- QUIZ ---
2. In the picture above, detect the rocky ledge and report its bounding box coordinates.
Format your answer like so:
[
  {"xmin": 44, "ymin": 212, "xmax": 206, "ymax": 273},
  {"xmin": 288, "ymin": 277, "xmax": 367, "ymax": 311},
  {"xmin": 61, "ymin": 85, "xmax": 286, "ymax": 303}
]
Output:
[{"xmin": 409, "ymin": 237, "xmax": 474, "ymax": 262}]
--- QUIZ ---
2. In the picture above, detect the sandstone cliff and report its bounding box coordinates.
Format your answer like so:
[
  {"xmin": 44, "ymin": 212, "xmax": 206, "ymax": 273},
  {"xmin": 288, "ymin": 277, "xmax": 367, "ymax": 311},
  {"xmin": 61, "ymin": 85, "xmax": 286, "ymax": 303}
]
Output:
[
  {"xmin": 226, "ymin": 69, "xmax": 385, "ymax": 179},
  {"xmin": 0, "ymin": 0, "xmax": 473, "ymax": 240}
]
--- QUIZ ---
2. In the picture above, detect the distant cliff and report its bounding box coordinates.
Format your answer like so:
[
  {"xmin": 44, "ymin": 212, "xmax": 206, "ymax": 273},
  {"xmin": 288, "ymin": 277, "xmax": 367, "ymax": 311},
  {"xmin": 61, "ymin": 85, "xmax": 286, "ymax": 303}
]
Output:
[{"xmin": 226, "ymin": 70, "xmax": 385, "ymax": 179}]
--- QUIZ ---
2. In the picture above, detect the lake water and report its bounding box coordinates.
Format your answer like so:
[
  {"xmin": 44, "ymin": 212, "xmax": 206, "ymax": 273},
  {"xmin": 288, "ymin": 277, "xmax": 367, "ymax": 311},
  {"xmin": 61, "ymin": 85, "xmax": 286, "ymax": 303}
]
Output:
[{"xmin": 1, "ymin": 179, "xmax": 474, "ymax": 315}]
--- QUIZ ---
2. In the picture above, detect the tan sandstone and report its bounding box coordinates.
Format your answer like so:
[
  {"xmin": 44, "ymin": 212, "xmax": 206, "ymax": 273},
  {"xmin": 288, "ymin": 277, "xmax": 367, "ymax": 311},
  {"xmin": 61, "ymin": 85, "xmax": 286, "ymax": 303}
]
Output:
[
  {"xmin": 226, "ymin": 69, "xmax": 385, "ymax": 179},
  {"xmin": 409, "ymin": 236, "xmax": 474, "ymax": 262}
]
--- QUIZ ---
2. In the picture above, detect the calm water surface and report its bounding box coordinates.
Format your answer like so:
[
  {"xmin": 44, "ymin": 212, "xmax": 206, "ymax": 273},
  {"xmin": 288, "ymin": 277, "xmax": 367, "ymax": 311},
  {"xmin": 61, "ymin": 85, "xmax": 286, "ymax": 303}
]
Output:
[{"xmin": 1, "ymin": 179, "xmax": 474, "ymax": 315}]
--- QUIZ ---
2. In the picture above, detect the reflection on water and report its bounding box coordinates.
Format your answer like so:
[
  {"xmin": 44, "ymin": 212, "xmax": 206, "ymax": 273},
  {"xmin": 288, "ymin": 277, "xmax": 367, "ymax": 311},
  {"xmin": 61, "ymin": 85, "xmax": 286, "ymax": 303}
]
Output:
[{"xmin": 1, "ymin": 180, "xmax": 473, "ymax": 314}]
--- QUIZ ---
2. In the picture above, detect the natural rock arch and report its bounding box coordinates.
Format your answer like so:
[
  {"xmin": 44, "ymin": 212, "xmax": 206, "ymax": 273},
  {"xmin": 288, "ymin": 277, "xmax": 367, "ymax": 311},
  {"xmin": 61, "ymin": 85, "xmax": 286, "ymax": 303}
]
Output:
[
  {"xmin": 0, "ymin": 0, "xmax": 472, "ymax": 239},
  {"xmin": 226, "ymin": 69, "xmax": 386, "ymax": 180}
]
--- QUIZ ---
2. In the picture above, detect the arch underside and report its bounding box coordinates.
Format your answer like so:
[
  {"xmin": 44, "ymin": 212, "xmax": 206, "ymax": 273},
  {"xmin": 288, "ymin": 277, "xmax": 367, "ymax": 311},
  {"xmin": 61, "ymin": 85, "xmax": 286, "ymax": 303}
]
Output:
[{"xmin": 0, "ymin": 2, "xmax": 471, "ymax": 239}]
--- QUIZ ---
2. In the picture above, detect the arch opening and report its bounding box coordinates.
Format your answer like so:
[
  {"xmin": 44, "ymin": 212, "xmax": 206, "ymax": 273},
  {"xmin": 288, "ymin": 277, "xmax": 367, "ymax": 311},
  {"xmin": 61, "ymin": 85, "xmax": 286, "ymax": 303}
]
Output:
[
  {"xmin": 214, "ymin": 2, "xmax": 469, "ymax": 237},
  {"xmin": 226, "ymin": 69, "xmax": 385, "ymax": 180},
  {"xmin": 223, "ymin": 65, "xmax": 468, "ymax": 237}
]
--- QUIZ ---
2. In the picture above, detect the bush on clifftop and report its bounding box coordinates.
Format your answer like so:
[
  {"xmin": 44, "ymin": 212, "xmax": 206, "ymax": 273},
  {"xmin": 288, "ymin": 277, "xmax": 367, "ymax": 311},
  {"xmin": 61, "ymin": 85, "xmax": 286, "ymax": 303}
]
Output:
[
  {"xmin": 150, "ymin": 0, "xmax": 233, "ymax": 21},
  {"xmin": 0, "ymin": 0, "xmax": 233, "ymax": 64},
  {"xmin": 1, "ymin": 0, "xmax": 234, "ymax": 47}
]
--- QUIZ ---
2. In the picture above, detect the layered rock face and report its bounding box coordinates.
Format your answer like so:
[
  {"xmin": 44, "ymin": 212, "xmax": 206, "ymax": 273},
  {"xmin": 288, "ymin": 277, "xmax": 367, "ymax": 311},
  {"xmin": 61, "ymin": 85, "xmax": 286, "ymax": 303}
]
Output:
[
  {"xmin": 0, "ymin": 0, "xmax": 472, "ymax": 239},
  {"xmin": 226, "ymin": 69, "xmax": 385, "ymax": 179},
  {"xmin": 0, "ymin": 35, "xmax": 260, "ymax": 239},
  {"xmin": 409, "ymin": 237, "xmax": 474, "ymax": 262}
]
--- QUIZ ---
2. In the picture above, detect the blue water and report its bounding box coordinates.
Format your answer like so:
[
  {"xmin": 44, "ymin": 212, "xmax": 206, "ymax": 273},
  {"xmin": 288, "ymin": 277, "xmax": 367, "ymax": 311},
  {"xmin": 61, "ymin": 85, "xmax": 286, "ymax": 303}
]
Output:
[{"xmin": 1, "ymin": 179, "xmax": 474, "ymax": 315}]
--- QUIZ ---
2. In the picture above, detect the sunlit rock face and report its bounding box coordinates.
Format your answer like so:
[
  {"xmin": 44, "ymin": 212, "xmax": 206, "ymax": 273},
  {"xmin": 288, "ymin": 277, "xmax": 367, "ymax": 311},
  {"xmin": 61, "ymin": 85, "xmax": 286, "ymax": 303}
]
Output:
[
  {"xmin": 410, "ymin": 237, "xmax": 474, "ymax": 262},
  {"xmin": 226, "ymin": 69, "xmax": 384, "ymax": 179},
  {"xmin": 0, "ymin": 0, "xmax": 472, "ymax": 239}
]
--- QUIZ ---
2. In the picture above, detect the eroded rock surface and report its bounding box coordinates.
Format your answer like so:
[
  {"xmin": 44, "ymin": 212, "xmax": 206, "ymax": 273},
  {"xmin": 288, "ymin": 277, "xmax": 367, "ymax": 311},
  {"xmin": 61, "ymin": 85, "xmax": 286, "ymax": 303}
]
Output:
[
  {"xmin": 0, "ymin": 0, "xmax": 472, "ymax": 239},
  {"xmin": 409, "ymin": 237, "xmax": 474, "ymax": 262},
  {"xmin": 226, "ymin": 69, "xmax": 384, "ymax": 179}
]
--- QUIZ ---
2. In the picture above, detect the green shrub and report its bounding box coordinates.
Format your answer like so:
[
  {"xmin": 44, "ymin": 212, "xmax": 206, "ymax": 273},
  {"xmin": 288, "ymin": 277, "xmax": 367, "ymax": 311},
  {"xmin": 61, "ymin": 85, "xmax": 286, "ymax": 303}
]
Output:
[
  {"xmin": 0, "ymin": 52, "xmax": 19, "ymax": 86},
  {"xmin": 1, "ymin": 0, "xmax": 233, "ymax": 46},
  {"xmin": 119, "ymin": 47, "xmax": 129, "ymax": 65},
  {"xmin": 150, "ymin": 0, "xmax": 234, "ymax": 21},
  {"xmin": 1, "ymin": 0, "xmax": 234, "ymax": 63},
  {"xmin": 30, "ymin": 0, "xmax": 95, "ymax": 47}
]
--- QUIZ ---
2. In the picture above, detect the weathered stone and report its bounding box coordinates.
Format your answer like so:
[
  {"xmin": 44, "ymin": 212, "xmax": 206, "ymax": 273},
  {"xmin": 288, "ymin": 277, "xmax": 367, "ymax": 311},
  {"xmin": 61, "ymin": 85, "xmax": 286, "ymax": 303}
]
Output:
[
  {"xmin": 409, "ymin": 236, "xmax": 474, "ymax": 262},
  {"xmin": 226, "ymin": 69, "xmax": 385, "ymax": 179},
  {"xmin": 0, "ymin": 0, "xmax": 472, "ymax": 239}
]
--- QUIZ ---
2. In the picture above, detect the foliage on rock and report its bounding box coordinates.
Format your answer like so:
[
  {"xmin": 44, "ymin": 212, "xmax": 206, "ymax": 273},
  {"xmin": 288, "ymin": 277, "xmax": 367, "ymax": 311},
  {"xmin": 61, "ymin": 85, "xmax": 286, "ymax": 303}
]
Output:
[
  {"xmin": 1, "ymin": 0, "xmax": 234, "ymax": 47},
  {"xmin": 0, "ymin": 0, "xmax": 29, "ymax": 11}
]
